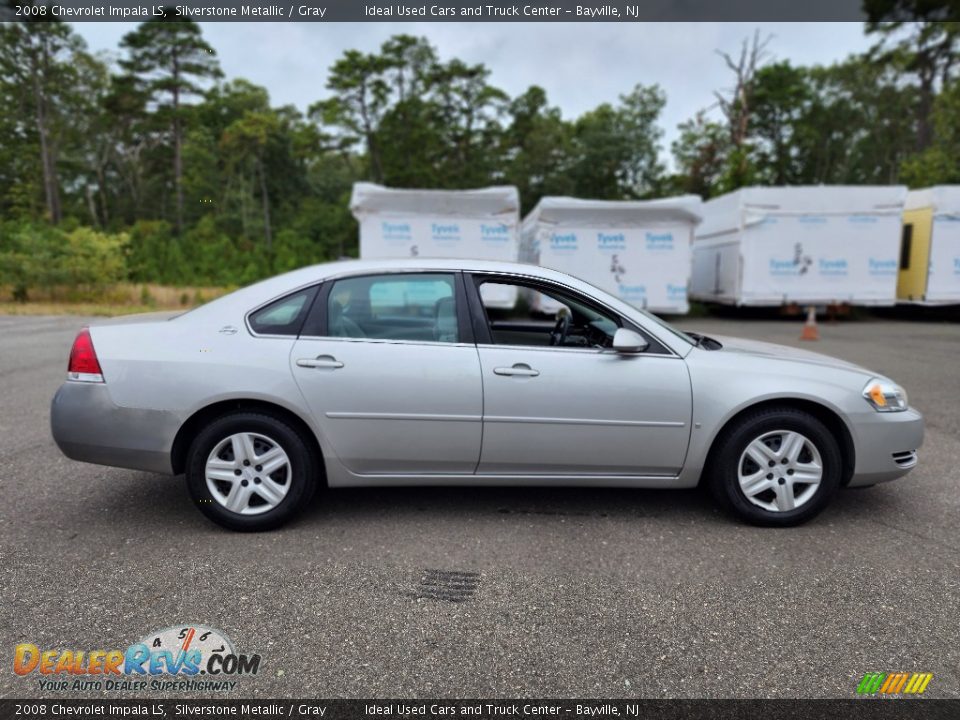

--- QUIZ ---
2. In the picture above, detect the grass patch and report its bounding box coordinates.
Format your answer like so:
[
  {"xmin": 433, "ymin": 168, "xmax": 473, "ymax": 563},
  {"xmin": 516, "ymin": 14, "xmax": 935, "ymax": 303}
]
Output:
[{"xmin": 0, "ymin": 283, "xmax": 231, "ymax": 317}]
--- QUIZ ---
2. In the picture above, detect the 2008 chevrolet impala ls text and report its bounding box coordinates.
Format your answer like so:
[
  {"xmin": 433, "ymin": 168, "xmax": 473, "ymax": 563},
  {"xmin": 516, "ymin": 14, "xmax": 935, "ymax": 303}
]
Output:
[{"xmin": 50, "ymin": 259, "xmax": 923, "ymax": 530}]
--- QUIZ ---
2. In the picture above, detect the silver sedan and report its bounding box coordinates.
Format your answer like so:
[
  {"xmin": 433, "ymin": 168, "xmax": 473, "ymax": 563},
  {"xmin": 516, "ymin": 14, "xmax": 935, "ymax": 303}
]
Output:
[{"xmin": 51, "ymin": 259, "xmax": 924, "ymax": 530}]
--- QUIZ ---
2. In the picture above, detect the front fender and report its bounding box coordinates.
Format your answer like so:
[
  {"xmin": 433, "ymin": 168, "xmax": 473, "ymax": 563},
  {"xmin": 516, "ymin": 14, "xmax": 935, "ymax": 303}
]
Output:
[{"xmin": 678, "ymin": 353, "xmax": 868, "ymax": 486}]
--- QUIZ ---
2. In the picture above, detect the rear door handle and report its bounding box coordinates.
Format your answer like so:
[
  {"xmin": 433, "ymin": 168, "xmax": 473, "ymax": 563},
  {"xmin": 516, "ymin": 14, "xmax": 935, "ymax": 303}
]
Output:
[
  {"xmin": 296, "ymin": 355, "xmax": 344, "ymax": 369},
  {"xmin": 493, "ymin": 363, "xmax": 539, "ymax": 377}
]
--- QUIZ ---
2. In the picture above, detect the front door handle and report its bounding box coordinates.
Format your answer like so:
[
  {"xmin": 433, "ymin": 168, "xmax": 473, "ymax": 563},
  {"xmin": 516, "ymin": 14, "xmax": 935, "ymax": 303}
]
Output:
[
  {"xmin": 296, "ymin": 355, "xmax": 344, "ymax": 370},
  {"xmin": 493, "ymin": 363, "xmax": 539, "ymax": 378}
]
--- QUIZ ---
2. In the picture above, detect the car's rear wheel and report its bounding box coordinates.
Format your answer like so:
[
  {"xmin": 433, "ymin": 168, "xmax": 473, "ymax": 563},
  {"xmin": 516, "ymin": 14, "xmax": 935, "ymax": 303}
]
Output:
[
  {"xmin": 707, "ymin": 407, "xmax": 841, "ymax": 527},
  {"xmin": 185, "ymin": 412, "xmax": 317, "ymax": 531}
]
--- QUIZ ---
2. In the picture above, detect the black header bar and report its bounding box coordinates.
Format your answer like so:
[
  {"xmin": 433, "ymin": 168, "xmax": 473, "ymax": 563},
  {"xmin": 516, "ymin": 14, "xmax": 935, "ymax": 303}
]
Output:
[
  {"xmin": 2, "ymin": 699, "xmax": 960, "ymax": 720},
  {"xmin": 4, "ymin": 0, "xmax": 875, "ymax": 22}
]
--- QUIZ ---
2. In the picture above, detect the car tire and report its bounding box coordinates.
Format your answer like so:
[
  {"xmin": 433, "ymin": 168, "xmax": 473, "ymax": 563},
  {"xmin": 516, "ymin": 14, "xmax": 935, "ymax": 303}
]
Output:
[
  {"xmin": 707, "ymin": 406, "xmax": 841, "ymax": 527},
  {"xmin": 185, "ymin": 411, "xmax": 318, "ymax": 531}
]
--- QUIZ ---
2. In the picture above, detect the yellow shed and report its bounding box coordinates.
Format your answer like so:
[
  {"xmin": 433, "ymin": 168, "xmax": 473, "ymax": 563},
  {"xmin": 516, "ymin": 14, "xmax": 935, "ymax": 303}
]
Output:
[{"xmin": 898, "ymin": 187, "xmax": 960, "ymax": 304}]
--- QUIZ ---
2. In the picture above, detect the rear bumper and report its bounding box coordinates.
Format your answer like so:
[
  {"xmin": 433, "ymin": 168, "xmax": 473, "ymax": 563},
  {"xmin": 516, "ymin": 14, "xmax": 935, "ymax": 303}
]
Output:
[
  {"xmin": 847, "ymin": 407, "xmax": 924, "ymax": 487},
  {"xmin": 50, "ymin": 382, "xmax": 179, "ymax": 475}
]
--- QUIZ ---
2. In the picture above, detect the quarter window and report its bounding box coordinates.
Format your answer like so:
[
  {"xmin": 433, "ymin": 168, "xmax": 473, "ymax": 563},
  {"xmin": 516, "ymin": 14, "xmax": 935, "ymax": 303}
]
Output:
[
  {"xmin": 327, "ymin": 273, "xmax": 460, "ymax": 343},
  {"xmin": 248, "ymin": 286, "xmax": 318, "ymax": 336}
]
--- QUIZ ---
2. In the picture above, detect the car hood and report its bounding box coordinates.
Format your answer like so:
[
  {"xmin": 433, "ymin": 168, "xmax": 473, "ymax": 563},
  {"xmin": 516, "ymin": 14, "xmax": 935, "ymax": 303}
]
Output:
[{"xmin": 708, "ymin": 335, "xmax": 871, "ymax": 374}]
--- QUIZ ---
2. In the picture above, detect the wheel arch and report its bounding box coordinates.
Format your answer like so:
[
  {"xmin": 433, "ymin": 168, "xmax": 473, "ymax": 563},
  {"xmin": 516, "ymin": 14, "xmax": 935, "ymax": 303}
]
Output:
[
  {"xmin": 170, "ymin": 398, "xmax": 325, "ymax": 480},
  {"xmin": 700, "ymin": 398, "xmax": 855, "ymax": 487}
]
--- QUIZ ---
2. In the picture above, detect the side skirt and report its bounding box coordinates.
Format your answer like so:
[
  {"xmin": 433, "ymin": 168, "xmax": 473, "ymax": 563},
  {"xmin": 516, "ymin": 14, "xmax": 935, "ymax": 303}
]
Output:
[{"xmin": 326, "ymin": 472, "xmax": 692, "ymax": 489}]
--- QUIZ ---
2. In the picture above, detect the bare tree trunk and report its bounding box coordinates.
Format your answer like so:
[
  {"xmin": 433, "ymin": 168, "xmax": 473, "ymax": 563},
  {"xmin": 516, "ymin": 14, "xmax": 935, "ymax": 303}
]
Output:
[
  {"xmin": 97, "ymin": 164, "xmax": 110, "ymax": 225},
  {"xmin": 257, "ymin": 153, "xmax": 272, "ymax": 253},
  {"xmin": 172, "ymin": 50, "xmax": 184, "ymax": 236},
  {"xmin": 33, "ymin": 39, "xmax": 61, "ymax": 223},
  {"xmin": 916, "ymin": 71, "xmax": 935, "ymax": 152},
  {"xmin": 714, "ymin": 30, "xmax": 771, "ymax": 186},
  {"xmin": 85, "ymin": 185, "xmax": 99, "ymax": 226},
  {"xmin": 359, "ymin": 89, "xmax": 384, "ymax": 183}
]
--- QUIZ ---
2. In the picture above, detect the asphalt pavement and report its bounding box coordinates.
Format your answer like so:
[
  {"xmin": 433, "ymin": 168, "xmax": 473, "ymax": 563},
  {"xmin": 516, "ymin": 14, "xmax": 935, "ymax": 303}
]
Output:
[{"xmin": 1, "ymin": 313, "xmax": 958, "ymax": 699}]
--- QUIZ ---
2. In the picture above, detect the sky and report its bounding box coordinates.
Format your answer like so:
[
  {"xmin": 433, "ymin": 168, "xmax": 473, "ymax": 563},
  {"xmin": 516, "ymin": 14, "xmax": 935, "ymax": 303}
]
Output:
[{"xmin": 72, "ymin": 22, "xmax": 874, "ymax": 154}]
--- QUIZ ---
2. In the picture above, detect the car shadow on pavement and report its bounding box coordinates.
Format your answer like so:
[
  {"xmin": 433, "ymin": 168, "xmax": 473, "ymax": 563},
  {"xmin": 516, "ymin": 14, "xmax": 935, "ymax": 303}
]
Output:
[
  {"xmin": 300, "ymin": 484, "xmax": 721, "ymax": 525},
  {"xmin": 68, "ymin": 469, "xmax": 909, "ymax": 535}
]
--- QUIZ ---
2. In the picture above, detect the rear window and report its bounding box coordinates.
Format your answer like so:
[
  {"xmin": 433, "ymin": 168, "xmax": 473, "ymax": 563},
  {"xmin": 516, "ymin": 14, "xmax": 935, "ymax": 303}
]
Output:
[{"xmin": 248, "ymin": 286, "xmax": 318, "ymax": 336}]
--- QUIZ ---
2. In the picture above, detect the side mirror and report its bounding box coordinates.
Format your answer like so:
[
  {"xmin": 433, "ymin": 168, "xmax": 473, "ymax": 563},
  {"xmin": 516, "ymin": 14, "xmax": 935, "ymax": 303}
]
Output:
[{"xmin": 612, "ymin": 328, "xmax": 649, "ymax": 354}]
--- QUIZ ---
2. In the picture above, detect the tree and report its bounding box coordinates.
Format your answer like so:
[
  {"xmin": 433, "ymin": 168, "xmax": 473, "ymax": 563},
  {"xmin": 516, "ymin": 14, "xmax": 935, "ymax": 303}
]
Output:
[
  {"xmin": 798, "ymin": 58, "xmax": 917, "ymax": 184},
  {"xmin": 569, "ymin": 84, "xmax": 666, "ymax": 199},
  {"xmin": 901, "ymin": 77, "xmax": 960, "ymax": 184},
  {"xmin": 713, "ymin": 31, "xmax": 772, "ymax": 189},
  {"xmin": 865, "ymin": 5, "xmax": 960, "ymax": 150},
  {"xmin": 501, "ymin": 86, "xmax": 574, "ymax": 213},
  {"xmin": 311, "ymin": 49, "xmax": 393, "ymax": 182},
  {"xmin": 749, "ymin": 62, "xmax": 812, "ymax": 184},
  {"xmin": 120, "ymin": 14, "xmax": 221, "ymax": 234},
  {"xmin": 670, "ymin": 112, "xmax": 729, "ymax": 198},
  {"xmin": 0, "ymin": 18, "xmax": 87, "ymax": 223},
  {"xmin": 221, "ymin": 110, "xmax": 283, "ymax": 253}
]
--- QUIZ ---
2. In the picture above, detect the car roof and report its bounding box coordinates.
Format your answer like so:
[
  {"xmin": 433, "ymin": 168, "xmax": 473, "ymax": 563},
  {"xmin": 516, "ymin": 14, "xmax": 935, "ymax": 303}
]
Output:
[
  {"xmin": 253, "ymin": 257, "xmax": 587, "ymax": 296},
  {"xmin": 181, "ymin": 258, "xmax": 580, "ymax": 321}
]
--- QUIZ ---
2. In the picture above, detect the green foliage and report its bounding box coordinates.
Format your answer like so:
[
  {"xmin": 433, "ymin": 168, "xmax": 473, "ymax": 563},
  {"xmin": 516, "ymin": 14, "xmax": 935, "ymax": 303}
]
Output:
[
  {"xmin": 901, "ymin": 79, "xmax": 960, "ymax": 184},
  {"xmin": 569, "ymin": 84, "xmax": 666, "ymax": 199},
  {"xmin": 668, "ymin": 113, "xmax": 729, "ymax": 198},
  {"xmin": 2, "ymin": 22, "xmax": 959, "ymax": 299},
  {"xmin": 61, "ymin": 227, "xmax": 129, "ymax": 290},
  {"xmin": 0, "ymin": 222, "xmax": 128, "ymax": 300},
  {"xmin": 127, "ymin": 220, "xmax": 175, "ymax": 283}
]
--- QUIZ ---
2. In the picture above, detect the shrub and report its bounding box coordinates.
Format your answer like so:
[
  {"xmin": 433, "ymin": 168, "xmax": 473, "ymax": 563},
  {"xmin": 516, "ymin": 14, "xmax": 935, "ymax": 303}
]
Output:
[{"xmin": 0, "ymin": 222, "xmax": 128, "ymax": 301}]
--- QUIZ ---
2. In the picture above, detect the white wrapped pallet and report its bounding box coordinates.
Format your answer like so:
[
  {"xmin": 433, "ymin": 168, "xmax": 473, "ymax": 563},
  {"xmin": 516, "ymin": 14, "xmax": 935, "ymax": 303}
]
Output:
[
  {"xmin": 690, "ymin": 186, "xmax": 908, "ymax": 307},
  {"xmin": 520, "ymin": 196, "xmax": 702, "ymax": 314},
  {"xmin": 350, "ymin": 183, "xmax": 520, "ymax": 308},
  {"xmin": 900, "ymin": 187, "xmax": 960, "ymax": 305}
]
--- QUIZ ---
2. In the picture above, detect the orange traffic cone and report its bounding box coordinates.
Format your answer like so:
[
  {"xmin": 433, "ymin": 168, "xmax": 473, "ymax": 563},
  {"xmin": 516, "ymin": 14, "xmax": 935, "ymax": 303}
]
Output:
[{"xmin": 800, "ymin": 306, "xmax": 819, "ymax": 341}]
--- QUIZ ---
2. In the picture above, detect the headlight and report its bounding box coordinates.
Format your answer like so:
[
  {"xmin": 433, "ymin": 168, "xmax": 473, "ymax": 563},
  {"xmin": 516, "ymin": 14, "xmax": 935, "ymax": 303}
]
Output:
[{"xmin": 862, "ymin": 378, "xmax": 908, "ymax": 412}]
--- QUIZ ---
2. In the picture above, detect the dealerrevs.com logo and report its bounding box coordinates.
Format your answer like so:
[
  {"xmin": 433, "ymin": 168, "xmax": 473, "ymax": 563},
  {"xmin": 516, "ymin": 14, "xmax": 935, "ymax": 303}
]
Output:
[{"xmin": 14, "ymin": 625, "xmax": 260, "ymax": 693}]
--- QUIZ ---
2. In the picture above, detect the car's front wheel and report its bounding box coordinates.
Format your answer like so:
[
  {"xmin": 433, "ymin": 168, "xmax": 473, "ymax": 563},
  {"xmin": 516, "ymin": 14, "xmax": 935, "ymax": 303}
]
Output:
[
  {"xmin": 707, "ymin": 407, "xmax": 841, "ymax": 527},
  {"xmin": 185, "ymin": 412, "xmax": 318, "ymax": 531}
]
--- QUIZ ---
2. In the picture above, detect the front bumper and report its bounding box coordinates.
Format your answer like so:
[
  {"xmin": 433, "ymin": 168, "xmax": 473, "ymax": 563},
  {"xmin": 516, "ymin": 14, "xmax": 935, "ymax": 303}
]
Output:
[
  {"xmin": 50, "ymin": 382, "xmax": 179, "ymax": 474},
  {"xmin": 847, "ymin": 407, "xmax": 924, "ymax": 487}
]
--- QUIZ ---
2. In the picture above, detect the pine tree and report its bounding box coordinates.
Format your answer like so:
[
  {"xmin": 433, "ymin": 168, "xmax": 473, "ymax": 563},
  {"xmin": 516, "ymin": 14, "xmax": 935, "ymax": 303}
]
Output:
[{"xmin": 120, "ymin": 14, "xmax": 221, "ymax": 235}]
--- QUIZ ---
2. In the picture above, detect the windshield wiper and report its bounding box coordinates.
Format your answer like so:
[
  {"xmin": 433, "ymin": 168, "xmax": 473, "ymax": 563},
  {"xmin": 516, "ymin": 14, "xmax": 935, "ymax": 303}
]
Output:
[{"xmin": 686, "ymin": 332, "xmax": 722, "ymax": 350}]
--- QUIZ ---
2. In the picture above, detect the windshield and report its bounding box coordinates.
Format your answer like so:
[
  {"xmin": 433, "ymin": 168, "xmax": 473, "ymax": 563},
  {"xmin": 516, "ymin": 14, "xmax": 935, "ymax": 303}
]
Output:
[
  {"xmin": 634, "ymin": 308, "xmax": 696, "ymax": 346},
  {"xmin": 555, "ymin": 270, "xmax": 695, "ymax": 347}
]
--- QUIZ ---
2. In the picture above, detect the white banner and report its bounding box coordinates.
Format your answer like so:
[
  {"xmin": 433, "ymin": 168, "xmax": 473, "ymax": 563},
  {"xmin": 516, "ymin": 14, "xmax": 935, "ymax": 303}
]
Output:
[
  {"xmin": 359, "ymin": 215, "xmax": 518, "ymax": 307},
  {"xmin": 534, "ymin": 224, "xmax": 691, "ymax": 313},
  {"xmin": 740, "ymin": 214, "xmax": 901, "ymax": 305},
  {"xmin": 926, "ymin": 215, "xmax": 960, "ymax": 302}
]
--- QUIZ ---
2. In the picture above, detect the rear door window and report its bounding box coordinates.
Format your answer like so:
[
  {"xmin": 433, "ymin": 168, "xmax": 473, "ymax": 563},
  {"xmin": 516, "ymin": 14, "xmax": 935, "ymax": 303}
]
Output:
[{"xmin": 327, "ymin": 273, "xmax": 460, "ymax": 343}]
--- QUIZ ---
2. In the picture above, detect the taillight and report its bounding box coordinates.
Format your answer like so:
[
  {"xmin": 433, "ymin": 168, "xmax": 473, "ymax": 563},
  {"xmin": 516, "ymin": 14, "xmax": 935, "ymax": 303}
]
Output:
[{"xmin": 67, "ymin": 328, "xmax": 104, "ymax": 382}]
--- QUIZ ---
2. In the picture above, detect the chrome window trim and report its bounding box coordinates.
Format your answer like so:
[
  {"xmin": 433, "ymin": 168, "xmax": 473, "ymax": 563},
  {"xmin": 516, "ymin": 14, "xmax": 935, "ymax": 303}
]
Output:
[
  {"xmin": 309, "ymin": 270, "xmax": 465, "ymax": 347},
  {"xmin": 245, "ymin": 281, "xmax": 322, "ymax": 339},
  {"xmin": 297, "ymin": 335, "xmax": 474, "ymax": 349},
  {"xmin": 243, "ymin": 265, "xmax": 685, "ymax": 356},
  {"xmin": 474, "ymin": 342, "xmax": 683, "ymax": 359}
]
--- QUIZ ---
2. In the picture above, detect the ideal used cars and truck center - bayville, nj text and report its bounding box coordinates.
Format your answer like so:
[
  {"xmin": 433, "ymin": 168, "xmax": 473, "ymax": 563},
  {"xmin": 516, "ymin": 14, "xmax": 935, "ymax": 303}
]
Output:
[{"xmin": 38, "ymin": 4, "xmax": 638, "ymax": 19}]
